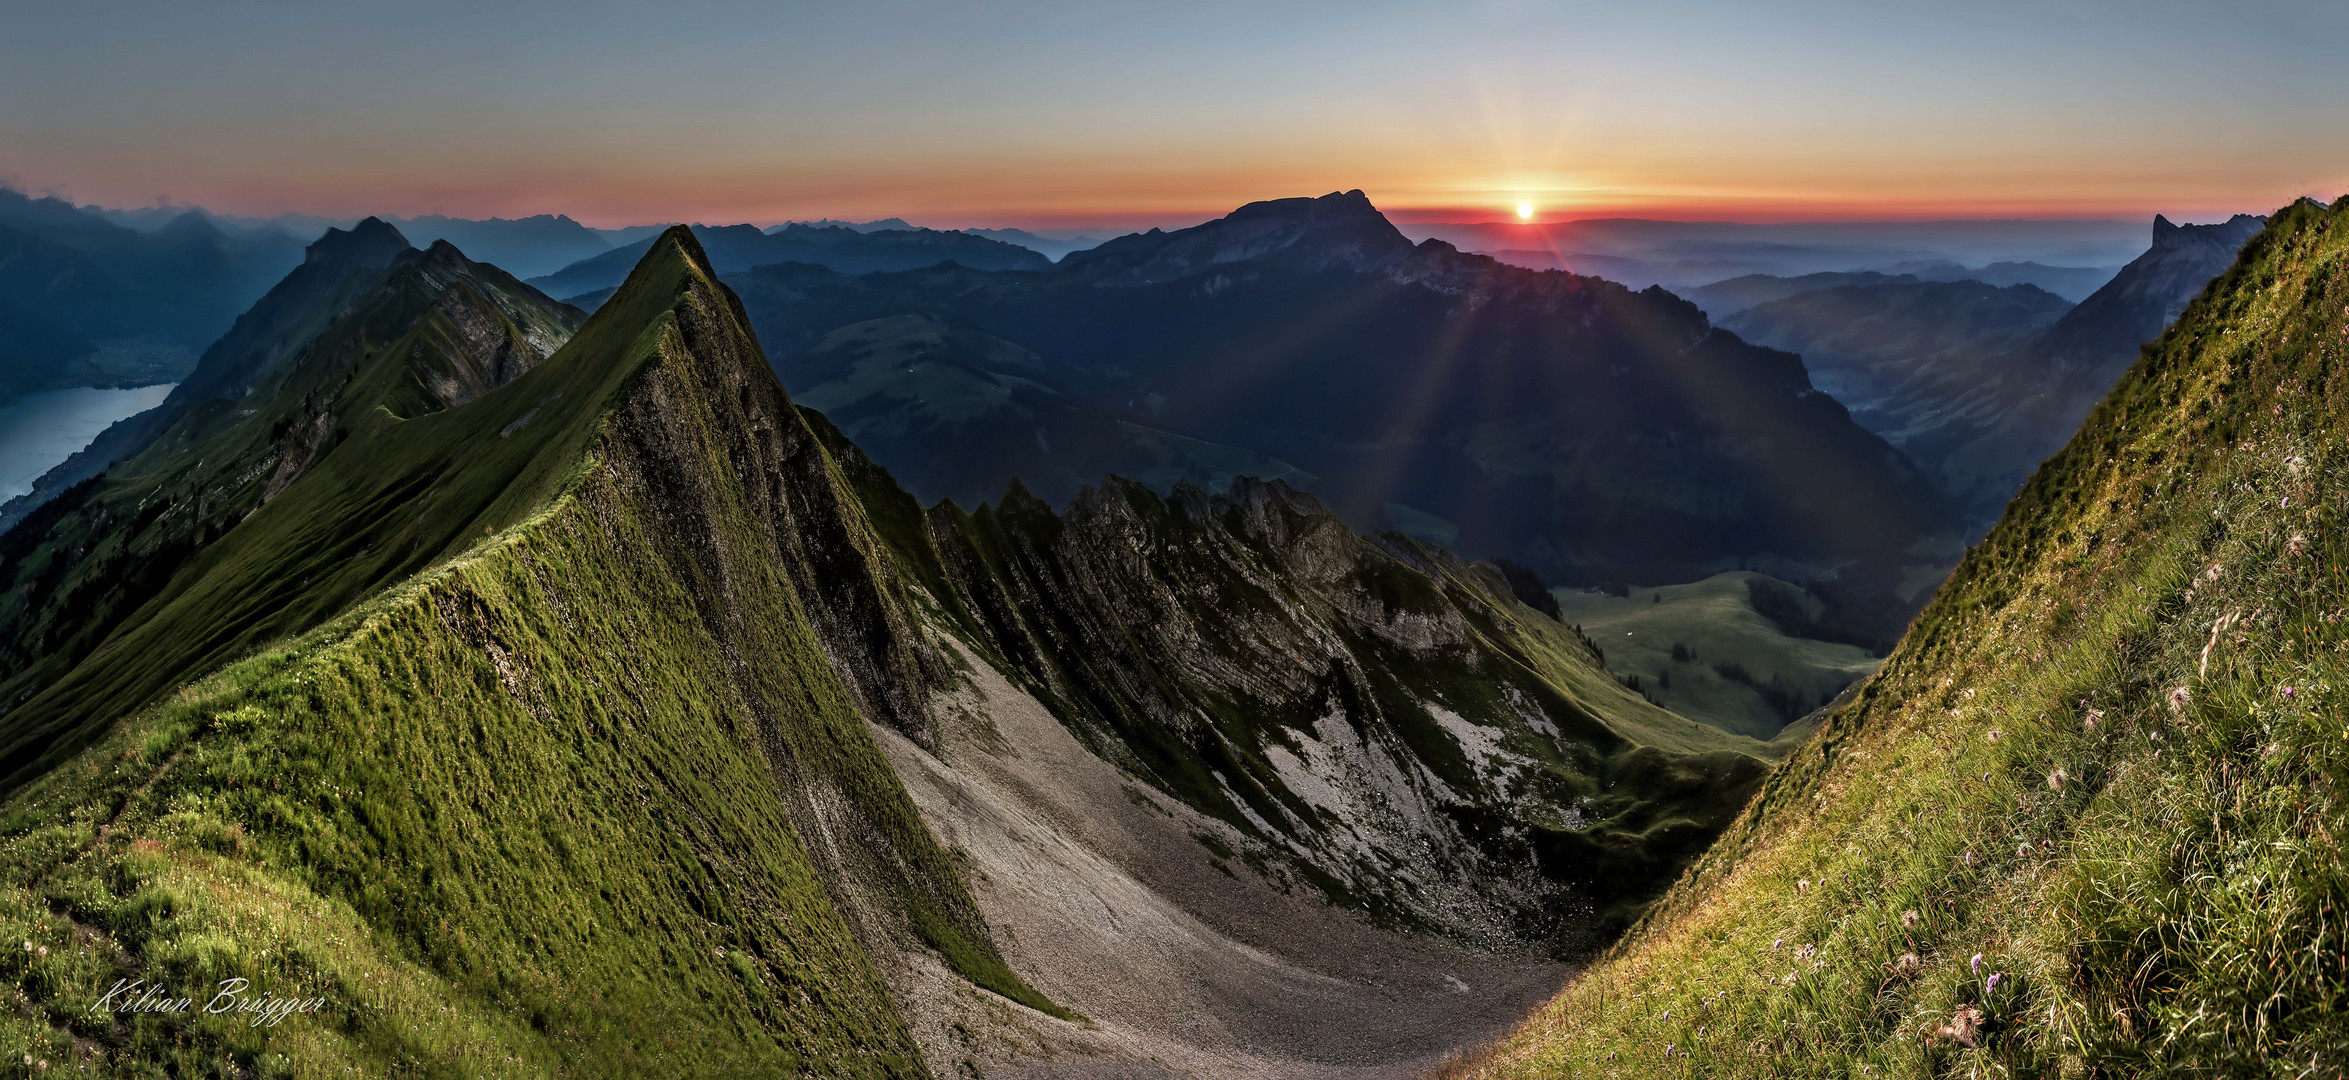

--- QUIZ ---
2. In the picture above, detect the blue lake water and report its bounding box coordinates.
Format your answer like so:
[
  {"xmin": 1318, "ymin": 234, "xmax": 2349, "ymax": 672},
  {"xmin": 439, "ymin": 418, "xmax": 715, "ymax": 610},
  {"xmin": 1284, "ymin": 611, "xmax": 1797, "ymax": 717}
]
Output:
[{"xmin": 0, "ymin": 384, "xmax": 176, "ymax": 500}]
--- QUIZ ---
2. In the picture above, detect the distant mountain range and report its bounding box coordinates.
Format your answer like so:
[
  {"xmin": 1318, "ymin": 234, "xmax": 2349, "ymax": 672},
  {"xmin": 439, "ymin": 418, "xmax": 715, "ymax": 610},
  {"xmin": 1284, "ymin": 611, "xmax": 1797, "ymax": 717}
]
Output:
[
  {"xmin": 724, "ymin": 190, "xmax": 1962, "ymax": 633},
  {"xmin": 771, "ymin": 216, "xmax": 916, "ymax": 233},
  {"xmin": 1497, "ymin": 250, "xmax": 2120, "ymax": 300},
  {"xmin": 962, "ymin": 226, "xmax": 1109, "ymax": 261},
  {"xmin": 1688, "ymin": 264, "xmax": 2115, "ymax": 320},
  {"xmin": 1409, "ymin": 217, "xmax": 2150, "ymax": 271},
  {"xmin": 384, "ymin": 213, "xmax": 614, "ymax": 278},
  {"xmin": 0, "ymin": 188, "xmax": 308, "ymax": 403},
  {"xmin": 1719, "ymin": 279, "xmax": 2074, "ymax": 477},
  {"xmin": 528, "ymin": 222, "xmax": 1052, "ymax": 299},
  {"xmin": 1714, "ymin": 214, "xmax": 2267, "ymax": 529}
]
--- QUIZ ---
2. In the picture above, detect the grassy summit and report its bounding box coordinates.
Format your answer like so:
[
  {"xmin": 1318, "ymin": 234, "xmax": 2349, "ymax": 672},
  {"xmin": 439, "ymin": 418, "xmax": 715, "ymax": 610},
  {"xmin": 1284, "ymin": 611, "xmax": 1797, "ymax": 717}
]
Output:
[
  {"xmin": 0, "ymin": 230, "xmax": 1048, "ymax": 1075},
  {"xmin": 1453, "ymin": 198, "xmax": 2349, "ymax": 1076}
]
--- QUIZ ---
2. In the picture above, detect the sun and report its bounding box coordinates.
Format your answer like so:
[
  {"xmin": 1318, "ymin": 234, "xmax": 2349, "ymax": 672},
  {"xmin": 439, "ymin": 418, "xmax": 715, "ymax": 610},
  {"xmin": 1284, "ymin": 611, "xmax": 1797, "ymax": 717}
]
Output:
[{"xmin": 1515, "ymin": 201, "xmax": 1535, "ymax": 221}]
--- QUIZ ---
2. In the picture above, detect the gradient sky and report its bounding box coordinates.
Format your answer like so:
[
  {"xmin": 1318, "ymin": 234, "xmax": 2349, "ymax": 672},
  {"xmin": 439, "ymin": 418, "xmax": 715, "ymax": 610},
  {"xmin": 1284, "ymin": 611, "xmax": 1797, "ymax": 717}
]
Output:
[{"xmin": 3, "ymin": 0, "xmax": 2344, "ymax": 230}]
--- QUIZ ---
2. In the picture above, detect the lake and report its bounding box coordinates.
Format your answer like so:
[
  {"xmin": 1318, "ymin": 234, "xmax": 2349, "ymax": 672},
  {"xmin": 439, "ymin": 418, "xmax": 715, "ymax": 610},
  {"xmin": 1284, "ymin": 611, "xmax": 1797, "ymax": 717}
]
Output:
[{"xmin": 0, "ymin": 383, "xmax": 176, "ymax": 501}]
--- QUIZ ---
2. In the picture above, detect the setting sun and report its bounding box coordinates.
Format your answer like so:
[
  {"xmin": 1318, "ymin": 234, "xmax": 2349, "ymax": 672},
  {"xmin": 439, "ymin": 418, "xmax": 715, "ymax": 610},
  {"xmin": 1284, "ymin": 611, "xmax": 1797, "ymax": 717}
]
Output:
[{"xmin": 1515, "ymin": 201, "xmax": 1535, "ymax": 220}]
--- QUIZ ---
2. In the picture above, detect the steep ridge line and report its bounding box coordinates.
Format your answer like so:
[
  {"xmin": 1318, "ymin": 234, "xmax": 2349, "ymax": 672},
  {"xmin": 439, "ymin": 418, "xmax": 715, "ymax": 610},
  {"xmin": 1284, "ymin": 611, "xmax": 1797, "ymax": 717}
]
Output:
[
  {"xmin": 1452, "ymin": 197, "xmax": 2349, "ymax": 1076},
  {"xmin": 0, "ymin": 228, "xmax": 1049, "ymax": 1075}
]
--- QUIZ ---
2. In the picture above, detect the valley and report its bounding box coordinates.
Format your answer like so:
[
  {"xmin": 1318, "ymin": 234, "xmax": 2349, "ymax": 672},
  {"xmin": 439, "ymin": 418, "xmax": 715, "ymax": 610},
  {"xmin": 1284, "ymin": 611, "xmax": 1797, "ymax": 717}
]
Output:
[
  {"xmin": 0, "ymin": 226, "xmax": 1806, "ymax": 1076},
  {"xmin": 5, "ymin": 6, "xmax": 2337, "ymax": 1076},
  {"xmin": 0, "ymin": 181, "xmax": 2300, "ymax": 1075}
]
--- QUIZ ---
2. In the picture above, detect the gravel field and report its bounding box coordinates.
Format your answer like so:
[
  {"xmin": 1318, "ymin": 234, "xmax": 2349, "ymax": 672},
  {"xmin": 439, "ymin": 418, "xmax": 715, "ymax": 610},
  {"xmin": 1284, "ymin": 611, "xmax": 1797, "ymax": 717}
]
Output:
[{"xmin": 871, "ymin": 644, "xmax": 1572, "ymax": 1079}]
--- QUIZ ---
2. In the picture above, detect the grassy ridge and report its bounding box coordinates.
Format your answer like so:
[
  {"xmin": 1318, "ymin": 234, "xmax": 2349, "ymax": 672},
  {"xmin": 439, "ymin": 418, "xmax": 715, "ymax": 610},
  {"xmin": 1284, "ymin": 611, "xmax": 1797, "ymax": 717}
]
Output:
[
  {"xmin": 0, "ymin": 244, "xmax": 585, "ymax": 788},
  {"xmin": 1455, "ymin": 198, "xmax": 2349, "ymax": 1076},
  {"xmin": 0, "ymin": 231, "xmax": 1057, "ymax": 1075}
]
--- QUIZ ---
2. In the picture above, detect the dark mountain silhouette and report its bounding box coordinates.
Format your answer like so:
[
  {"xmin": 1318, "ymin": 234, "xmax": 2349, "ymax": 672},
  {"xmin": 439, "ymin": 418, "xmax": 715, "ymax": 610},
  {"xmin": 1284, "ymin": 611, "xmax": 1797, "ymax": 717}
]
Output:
[
  {"xmin": 529, "ymin": 221, "xmax": 1051, "ymax": 297},
  {"xmin": 1685, "ymin": 270, "xmax": 1924, "ymax": 319},
  {"xmin": 766, "ymin": 216, "xmax": 917, "ymax": 233},
  {"xmin": 963, "ymin": 226, "xmax": 1107, "ymax": 261},
  {"xmin": 1720, "ymin": 280, "xmax": 2074, "ymax": 494},
  {"xmin": 1704, "ymin": 215, "xmax": 2267, "ymax": 531},
  {"xmin": 387, "ymin": 213, "xmax": 613, "ymax": 278},
  {"xmin": 0, "ymin": 188, "xmax": 306, "ymax": 352},
  {"xmin": 727, "ymin": 191, "xmax": 1960, "ymax": 632}
]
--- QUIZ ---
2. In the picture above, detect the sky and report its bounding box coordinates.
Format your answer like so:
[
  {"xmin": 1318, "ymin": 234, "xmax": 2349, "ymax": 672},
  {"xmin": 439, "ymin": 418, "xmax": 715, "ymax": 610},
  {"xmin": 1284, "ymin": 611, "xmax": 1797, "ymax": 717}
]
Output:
[{"xmin": 2, "ymin": 0, "xmax": 2345, "ymax": 230}]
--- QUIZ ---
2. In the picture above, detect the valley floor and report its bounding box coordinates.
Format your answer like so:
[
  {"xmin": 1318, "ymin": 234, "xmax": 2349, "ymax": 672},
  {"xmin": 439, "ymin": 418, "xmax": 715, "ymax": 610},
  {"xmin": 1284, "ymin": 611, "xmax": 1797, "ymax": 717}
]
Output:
[{"xmin": 873, "ymin": 642, "xmax": 1570, "ymax": 1079}]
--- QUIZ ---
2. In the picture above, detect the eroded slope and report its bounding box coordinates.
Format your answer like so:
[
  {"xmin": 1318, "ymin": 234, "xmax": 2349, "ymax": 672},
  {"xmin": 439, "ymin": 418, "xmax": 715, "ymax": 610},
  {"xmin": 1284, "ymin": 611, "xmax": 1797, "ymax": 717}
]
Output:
[{"xmin": 818, "ymin": 420, "xmax": 1780, "ymax": 951}]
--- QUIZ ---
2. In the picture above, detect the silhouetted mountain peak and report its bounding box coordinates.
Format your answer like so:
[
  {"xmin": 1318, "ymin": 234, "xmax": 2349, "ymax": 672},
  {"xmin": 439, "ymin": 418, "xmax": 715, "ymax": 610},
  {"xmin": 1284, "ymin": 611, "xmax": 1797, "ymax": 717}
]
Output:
[
  {"xmin": 306, "ymin": 216, "xmax": 411, "ymax": 268},
  {"xmin": 2149, "ymin": 212, "xmax": 2265, "ymax": 253},
  {"xmin": 155, "ymin": 210, "xmax": 227, "ymax": 241},
  {"xmin": 1072, "ymin": 189, "xmax": 1415, "ymax": 284}
]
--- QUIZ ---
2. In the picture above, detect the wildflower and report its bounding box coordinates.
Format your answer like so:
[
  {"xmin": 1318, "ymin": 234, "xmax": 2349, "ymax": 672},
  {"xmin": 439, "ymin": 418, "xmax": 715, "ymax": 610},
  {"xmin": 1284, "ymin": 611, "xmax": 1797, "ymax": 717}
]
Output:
[
  {"xmin": 1986, "ymin": 973, "xmax": 2003, "ymax": 993},
  {"xmin": 2281, "ymin": 685, "xmax": 2297, "ymax": 700},
  {"xmin": 1964, "ymin": 848, "xmax": 1976, "ymax": 866},
  {"xmin": 1970, "ymin": 953, "xmax": 1983, "ymax": 976}
]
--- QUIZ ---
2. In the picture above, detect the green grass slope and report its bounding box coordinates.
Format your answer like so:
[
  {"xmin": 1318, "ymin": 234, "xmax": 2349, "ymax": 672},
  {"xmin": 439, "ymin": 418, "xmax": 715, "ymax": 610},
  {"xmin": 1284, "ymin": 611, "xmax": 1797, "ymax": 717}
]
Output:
[
  {"xmin": 0, "ymin": 230, "xmax": 1054, "ymax": 1075},
  {"xmin": 1453, "ymin": 198, "xmax": 2349, "ymax": 1076},
  {"xmin": 0, "ymin": 236, "xmax": 584, "ymax": 785}
]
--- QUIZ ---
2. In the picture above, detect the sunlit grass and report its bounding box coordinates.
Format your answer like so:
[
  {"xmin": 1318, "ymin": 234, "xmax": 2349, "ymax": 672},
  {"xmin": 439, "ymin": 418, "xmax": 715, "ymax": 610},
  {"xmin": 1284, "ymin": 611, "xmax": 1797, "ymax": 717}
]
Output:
[{"xmin": 1462, "ymin": 197, "xmax": 2349, "ymax": 1077}]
